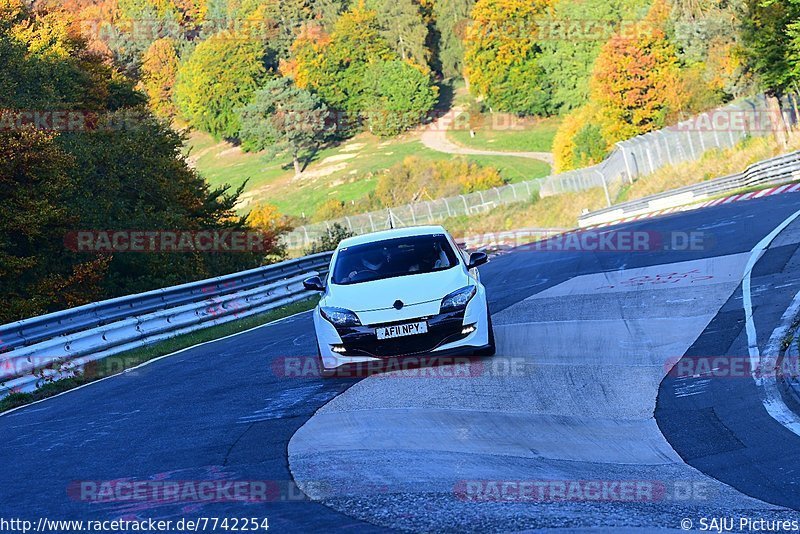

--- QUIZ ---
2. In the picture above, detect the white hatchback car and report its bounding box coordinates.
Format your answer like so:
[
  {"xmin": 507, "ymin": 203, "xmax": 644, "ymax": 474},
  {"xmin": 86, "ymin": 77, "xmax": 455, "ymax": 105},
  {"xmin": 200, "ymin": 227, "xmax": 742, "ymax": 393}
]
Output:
[{"xmin": 303, "ymin": 225, "xmax": 495, "ymax": 375}]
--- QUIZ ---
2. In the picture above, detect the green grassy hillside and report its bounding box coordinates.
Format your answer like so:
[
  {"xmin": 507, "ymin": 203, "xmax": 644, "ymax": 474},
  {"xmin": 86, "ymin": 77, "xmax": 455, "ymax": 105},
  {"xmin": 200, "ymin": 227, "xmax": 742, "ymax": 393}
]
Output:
[{"xmin": 186, "ymin": 130, "xmax": 552, "ymax": 218}]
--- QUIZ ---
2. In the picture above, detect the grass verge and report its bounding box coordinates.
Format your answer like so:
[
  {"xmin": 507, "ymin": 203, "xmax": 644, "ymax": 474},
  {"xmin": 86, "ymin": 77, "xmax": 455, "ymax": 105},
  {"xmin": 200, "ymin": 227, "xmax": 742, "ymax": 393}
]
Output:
[
  {"xmin": 440, "ymin": 135, "xmax": 800, "ymax": 237},
  {"xmin": 187, "ymin": 131, "xmax": 551, "ymax": 218},
  {"xmin": 615, "ymin": 136, "xmax": 800, "ymax": 203},
  {"xmin": 0, "ymin": 296, "xmax": 320, "ymax": 414},
  {"xmin": 447, "ymin": 115, "xmax": 561, "ymax": 153},
  {"xmin": 441, "ymin": 187, "xmax": 609, "ymax": 236}
]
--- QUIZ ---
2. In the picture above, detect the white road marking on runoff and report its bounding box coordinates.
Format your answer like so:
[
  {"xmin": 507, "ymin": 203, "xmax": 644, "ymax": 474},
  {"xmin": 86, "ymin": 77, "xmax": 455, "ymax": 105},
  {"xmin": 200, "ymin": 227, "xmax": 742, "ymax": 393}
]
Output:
[{"xmin": 742, "ymin": 207, "xmax": 800, "ymax": 437}]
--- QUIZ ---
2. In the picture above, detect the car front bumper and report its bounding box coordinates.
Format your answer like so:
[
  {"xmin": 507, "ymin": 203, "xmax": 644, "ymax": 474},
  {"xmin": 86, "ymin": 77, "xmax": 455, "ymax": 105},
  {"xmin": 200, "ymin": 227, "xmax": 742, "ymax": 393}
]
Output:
[{"xmin": 313, "ymin": 290, "xmax": 490, "ymax": 371}]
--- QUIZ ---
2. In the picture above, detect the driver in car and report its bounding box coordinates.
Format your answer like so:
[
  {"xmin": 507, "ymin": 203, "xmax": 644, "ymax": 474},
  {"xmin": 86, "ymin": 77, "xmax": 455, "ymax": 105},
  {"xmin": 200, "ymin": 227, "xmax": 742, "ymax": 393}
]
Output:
[{"xmin": 347, "ymin": 247, "xmax": 390, "ymax": 280}]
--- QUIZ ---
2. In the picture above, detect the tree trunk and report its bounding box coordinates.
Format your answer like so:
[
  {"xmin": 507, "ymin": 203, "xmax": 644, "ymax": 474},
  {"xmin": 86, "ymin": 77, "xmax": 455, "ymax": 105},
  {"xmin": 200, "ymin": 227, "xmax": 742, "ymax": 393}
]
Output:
[
  {"xmin": 766, "ymin": 94, "xmax": 789, "ymax": 148},
  {"xmin": 293, "ymin": 156, "xmax": 301, "ymax": 177}
]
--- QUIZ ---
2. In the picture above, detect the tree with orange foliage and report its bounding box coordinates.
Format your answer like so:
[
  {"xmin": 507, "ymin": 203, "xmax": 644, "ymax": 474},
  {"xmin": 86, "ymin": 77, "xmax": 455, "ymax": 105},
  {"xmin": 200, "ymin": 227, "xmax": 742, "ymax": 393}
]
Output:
[
  {"xmin": 589, "ymin": 23, "xmax": 686, "ymax": 143},
  {"xmin": 140, "ymin": 37, "xmax": 180, "ymax": 118}
]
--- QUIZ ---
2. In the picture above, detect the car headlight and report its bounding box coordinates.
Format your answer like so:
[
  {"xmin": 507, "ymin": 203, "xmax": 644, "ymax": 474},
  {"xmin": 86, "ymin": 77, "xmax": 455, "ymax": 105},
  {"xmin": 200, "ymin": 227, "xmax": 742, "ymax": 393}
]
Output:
[
  {"xmin": 320, "ymin": 306, "xmax": 362, "ymax": 327},
  {"xmin": 440, "ymin": 286, "xmax": 477, "ymax": 313}
]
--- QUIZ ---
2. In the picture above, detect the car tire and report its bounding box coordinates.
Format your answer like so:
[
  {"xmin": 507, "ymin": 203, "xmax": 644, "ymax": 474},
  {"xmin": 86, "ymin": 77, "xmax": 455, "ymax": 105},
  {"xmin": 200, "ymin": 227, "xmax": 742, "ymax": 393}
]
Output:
[{"xmin": 474, "ymin": 308, "xmax": 496, "ymax": 357}]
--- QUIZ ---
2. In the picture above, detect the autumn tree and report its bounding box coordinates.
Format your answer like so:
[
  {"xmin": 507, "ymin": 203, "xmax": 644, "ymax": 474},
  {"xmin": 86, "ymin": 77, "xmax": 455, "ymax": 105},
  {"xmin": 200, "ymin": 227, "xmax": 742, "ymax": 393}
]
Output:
[
  {"xmin": 174, "ymin": 30, "xmax": 269, "ymax": 138},
  {"xmin": 552, "ymin": 103, "xmax": 609, "ymax": 172},
  {"xmin": 247, "ymin": 203, "xmax": 289, "ymax": 232},
  {"xmin": 246, "ymin": 202, "xmax": 290, "ymax": 260},
  {"xmin": 238, "ymin": 77, "xmax": 330, "ymax": 175},
  {"xmin": 740, "ymin": 0, "xmax": 800, "ymax": 95},
  {"xmin": 313, "ymin": 0, "xmax": 350, "ymax": 29},
  {"xmin": 589, "ymin": 24, "xmax": 686, "ymax": 143},
  {"xmin": 174, "ymin": 0, "xmax": 208, "ymax": 25},
  {"xmin": 538, "ymin": 0, "xmax": 650, "ymax": 113},
  {"xmin": 463, "ymin": 0, "xmax": 552, "ymax": 115},
  {"xmin": 658, "ymin": 0, "xmax": 751, "ymax": 110},
  {"xmin": 140, "ymin": 37, "xmax": 180, "ymax": 118},
  {"xmin": 102, "ymin": 0, "xmax": 184, "ymax": 71},
  {"xmin": 0, "ymin": 2, "xmax": 271, "ymax": 321},
  {"xmin": 236, "ymin": 0, "xmax": 314, "ymax": 59},
  {"xmin": 293, "ymin": 4, "xmax": 393, "ymax": 111}
]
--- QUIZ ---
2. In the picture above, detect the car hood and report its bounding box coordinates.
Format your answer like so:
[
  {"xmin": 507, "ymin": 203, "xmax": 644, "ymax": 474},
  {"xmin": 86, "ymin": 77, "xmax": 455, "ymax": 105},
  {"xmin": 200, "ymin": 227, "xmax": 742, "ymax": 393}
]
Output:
[{"xmin": 324, "ymin": 267, "xmax": 470, "ymax": 312}]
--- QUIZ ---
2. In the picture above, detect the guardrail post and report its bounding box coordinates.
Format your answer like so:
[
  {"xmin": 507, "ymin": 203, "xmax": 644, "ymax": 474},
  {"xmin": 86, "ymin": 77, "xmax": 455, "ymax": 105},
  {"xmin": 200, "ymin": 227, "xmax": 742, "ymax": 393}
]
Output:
[
  {"xmin": 686, "ymin": 130, "xmax": 696, "ymax": 159},
  {"xmin": 596, "ymin": 170, "xmax": 611, "ymax": 207},
  {"xmin": 618, "ymin": 143, "xmax": 633, "ymax": 182},
  {"xmin": 660, "ymin": 131, "xmax": 673, "ymax": 164}
]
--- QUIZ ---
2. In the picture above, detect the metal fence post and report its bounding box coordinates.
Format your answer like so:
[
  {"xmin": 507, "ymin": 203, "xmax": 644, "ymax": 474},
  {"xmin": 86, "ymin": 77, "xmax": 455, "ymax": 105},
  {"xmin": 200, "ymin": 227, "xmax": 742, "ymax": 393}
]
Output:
[
  {"xmin": 686, "ymin": 130, "xmax": 696, "ymax": 159},
  {"xmin": 596, "ymin": 170, "xmax": 611, "ymax": 207},
  {"xmin": 618, "ymin": 143, "xmax": 633, "ymax": 181},
  {"xmin": 661, "ymin": 131, "xmax": 673, "ymax": 164}
]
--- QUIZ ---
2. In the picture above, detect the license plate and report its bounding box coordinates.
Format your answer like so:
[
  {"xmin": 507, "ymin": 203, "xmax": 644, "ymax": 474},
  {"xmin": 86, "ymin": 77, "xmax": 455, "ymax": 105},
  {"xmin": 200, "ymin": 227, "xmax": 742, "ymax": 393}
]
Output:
[{"xmin": 376, "ymin": 321, "xmax": 428, "ymax": 340}]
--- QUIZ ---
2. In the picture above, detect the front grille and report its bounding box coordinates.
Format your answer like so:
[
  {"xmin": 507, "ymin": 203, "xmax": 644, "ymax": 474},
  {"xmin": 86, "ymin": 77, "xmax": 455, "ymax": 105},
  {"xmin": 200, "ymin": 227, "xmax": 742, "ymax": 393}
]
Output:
[{"xmin": 338, "ymin": 311, "xmax": 467, "ymax": 358}]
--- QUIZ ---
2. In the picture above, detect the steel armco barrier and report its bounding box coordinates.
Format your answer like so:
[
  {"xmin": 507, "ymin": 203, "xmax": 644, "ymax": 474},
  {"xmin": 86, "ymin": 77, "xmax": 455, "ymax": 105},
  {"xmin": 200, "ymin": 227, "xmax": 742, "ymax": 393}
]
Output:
[
  {"xmin": 578, "ymin": 150, "xmax": 800, "ymax": 227},
  {"xmin": 0, "ymin": 252, "xmax": 332, "ymax": 396}
]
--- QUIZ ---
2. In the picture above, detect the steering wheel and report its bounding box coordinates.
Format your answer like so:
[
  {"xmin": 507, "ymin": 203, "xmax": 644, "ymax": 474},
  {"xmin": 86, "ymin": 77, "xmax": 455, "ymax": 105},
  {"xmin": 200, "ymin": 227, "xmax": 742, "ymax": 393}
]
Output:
[{"xmin": 349, "ymin": 269, "xmax": 379, "ymax": 282}]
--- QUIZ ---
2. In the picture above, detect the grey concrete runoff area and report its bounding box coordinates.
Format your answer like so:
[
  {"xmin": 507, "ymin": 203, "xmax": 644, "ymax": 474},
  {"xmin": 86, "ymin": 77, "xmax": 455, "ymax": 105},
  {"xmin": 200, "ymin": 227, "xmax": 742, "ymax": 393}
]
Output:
[{"xmin": 4, "ymin": 193, "xmax": 800, "ymax": 532}]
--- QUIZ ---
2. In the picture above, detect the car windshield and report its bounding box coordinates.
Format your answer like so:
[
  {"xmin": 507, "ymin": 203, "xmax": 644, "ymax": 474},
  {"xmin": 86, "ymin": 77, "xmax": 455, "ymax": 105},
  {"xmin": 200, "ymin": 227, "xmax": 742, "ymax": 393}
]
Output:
[{"xmin": 331, "ymin": 234, "xmax": 460, "ymax": 285}]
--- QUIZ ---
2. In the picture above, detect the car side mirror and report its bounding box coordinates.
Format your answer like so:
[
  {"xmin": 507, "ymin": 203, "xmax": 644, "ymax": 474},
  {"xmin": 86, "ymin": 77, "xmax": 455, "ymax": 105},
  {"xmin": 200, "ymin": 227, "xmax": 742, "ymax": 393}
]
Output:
[
  {"xmin": 467, "ymin": 251, "xmax": 488, "ymax": 269},
  {"xmin": 303, "ymin": 275, "xmax": 325, "ymax": 291}
]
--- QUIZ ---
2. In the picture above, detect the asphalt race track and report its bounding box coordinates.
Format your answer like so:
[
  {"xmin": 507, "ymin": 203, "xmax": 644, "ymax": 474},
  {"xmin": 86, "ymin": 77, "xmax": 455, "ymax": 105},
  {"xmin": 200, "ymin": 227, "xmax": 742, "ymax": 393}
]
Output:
[{"xmin": 4, "ymin": 193, "xmax": 800, "ymax": 532}]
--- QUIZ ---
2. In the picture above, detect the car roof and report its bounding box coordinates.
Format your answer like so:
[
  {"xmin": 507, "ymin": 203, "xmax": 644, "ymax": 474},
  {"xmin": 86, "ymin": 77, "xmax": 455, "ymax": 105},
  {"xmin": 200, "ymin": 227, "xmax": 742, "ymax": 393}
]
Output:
[{"xmin": 337, "ymin": 225, "xmax": 449, "ymax": 249}]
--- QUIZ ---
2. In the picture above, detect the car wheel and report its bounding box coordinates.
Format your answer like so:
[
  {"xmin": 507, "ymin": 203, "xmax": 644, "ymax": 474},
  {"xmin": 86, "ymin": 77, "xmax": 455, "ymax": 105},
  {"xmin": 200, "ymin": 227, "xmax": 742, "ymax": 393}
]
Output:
[{"xmin": 474, "ymin": 308, "xmax": 496, "ymax": 357}]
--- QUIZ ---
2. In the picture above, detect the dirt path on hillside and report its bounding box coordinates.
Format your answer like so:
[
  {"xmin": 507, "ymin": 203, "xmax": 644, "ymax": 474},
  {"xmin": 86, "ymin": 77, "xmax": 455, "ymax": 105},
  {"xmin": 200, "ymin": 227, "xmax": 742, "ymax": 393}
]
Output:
[{"xmin": 420, "ymin": 106, "xmax": 555, "ymax": 164}]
